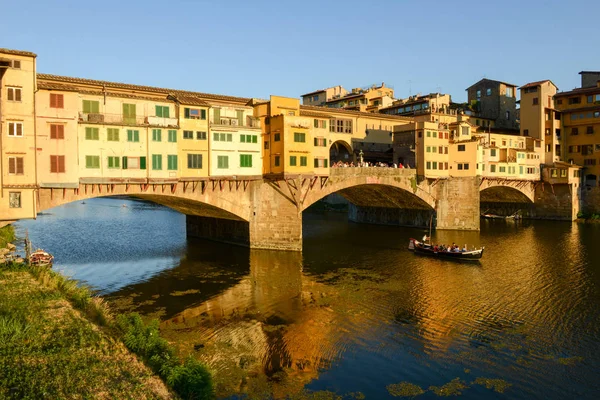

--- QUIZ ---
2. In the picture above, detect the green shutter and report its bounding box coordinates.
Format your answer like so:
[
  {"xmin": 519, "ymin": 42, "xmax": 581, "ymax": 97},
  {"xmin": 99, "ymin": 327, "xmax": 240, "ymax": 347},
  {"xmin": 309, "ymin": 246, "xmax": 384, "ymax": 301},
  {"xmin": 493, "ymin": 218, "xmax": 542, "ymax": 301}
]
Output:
[
  {"xmin": 252, "ymin": 135, "xmax": 257, "ymax": 143},
  {"xmin": 325, "ymin": 159, "xmax": 328, "ymax": 168},
  {"xmin": 83, "ymin": 100, "xmax": 90, "ymax": 114},
  {"xmin": 122, "ymin": 156, "xmax": 128, "ymax": 169},
  {"xmin": 155, "ymin": 105, "xmax": 162, "ymax": 118},
  {"xmin": 240, "ymin": 135, "xmax": 246, "ymax": 143},
  {"xmin": 140, "ymin": 156, "xmax": 146, "ymax": 170},
  {"xmin": 123, "ymin": 104, "xmax": 136, "ymax": 123},
  {"xmin": 323, "ymin": 121, "xmax": 327, "ymax": 129},
  {"xmin": 237, "ymin": 110, "xmax": 244, "ymax": 126},
  {"xmin": 213, "ymin": 108, "xmax": 221, "ymax": 123},
  {"xmin": 314, "ymin": 119, "xmax": 318, "ymax": 128},
  {"xmin": 314, "ymin": 138, "xmax": 318, "ymax": 146},
  {"xmin": 201, "ymin": 109, "xmax": 206, "ymax": 120},
  {"xmin": 163, "ymin": 107, "xmax": 169, "ymax": 118},
  {"xmin": 184, "ymin": 108, "xmax": 190, "ymax": 118}
]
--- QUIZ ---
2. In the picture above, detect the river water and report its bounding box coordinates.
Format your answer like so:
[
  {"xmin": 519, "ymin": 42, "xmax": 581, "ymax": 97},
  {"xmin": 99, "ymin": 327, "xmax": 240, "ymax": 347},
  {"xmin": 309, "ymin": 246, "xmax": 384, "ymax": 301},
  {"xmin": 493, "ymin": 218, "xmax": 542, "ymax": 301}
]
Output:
[{"xmin": 14, "ymin": 197, "xmax": 600, "ymax": 399}]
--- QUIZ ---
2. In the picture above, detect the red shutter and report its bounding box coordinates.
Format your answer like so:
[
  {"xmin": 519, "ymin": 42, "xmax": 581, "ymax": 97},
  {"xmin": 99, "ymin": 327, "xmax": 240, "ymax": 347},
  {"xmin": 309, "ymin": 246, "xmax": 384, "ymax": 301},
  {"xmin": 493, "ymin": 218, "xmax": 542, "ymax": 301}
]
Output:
[
  {"xmin": 50, "ymin": 124, "xmax": 57, "ymax": 139},
  {"xmin": 58, "ymin": 94, "xmax": 64, "ymax": 108},
  {"xmin": 58, "ymin": 125, "xmax": 64, "ymax": 139},
  {"xmin": 50, "ymin": 93, "xmax": 55, "ymax": 108},
  {"xmin": 58, "ymin": 156, "xmax": 65, "ymax": 173},
  {"xmin": 8, "ymin": 158, "xmax": 15, "ymax": 174},
  {"xmin": 16, "ymin": 158, "xmax": 24, "ymax": 174},
  {"xmin": 50, "ymin": 156, "xmax": 57, "ymax": 173}
]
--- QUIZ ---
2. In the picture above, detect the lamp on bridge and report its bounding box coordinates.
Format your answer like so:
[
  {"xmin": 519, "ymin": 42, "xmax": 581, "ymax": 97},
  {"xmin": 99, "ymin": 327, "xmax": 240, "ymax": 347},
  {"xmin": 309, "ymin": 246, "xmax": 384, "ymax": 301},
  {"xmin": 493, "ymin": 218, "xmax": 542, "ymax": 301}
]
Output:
[{"xmin": 359, "ymin": 149, "xmax": 364, "ymax": 166}]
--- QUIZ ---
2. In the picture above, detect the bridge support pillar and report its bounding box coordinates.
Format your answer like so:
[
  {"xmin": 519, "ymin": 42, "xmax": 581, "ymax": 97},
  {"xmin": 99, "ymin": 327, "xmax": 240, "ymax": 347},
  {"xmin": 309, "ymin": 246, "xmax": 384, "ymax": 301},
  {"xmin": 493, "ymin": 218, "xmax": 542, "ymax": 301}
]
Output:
[
  {"xmin": 248, "ymin": 183, "xmax": 302, "ymax": 251},
  {"xmin": 435, "ymin": 177, "xmax": 480, "ymax": 231},
  {"xmin": 531, "ymin": 183, "xmax": 580, "ymax": 220}
]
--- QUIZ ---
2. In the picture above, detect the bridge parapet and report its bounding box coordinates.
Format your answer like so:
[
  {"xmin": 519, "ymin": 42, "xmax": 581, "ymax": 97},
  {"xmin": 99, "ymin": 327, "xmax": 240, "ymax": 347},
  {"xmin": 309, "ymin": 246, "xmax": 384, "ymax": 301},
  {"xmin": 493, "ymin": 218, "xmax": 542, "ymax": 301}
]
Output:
[{"xmin": 329, "ymin": 167, "xmax": 416, "ymax": 179}]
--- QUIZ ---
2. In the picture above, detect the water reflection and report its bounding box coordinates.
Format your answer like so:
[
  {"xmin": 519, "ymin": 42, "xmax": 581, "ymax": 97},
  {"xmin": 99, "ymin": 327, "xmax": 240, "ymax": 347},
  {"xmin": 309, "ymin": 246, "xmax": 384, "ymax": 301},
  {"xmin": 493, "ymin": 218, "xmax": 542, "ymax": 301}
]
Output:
[{"xmin": 14, "ymin": 198, "xmax": 600, "ymax": 399}]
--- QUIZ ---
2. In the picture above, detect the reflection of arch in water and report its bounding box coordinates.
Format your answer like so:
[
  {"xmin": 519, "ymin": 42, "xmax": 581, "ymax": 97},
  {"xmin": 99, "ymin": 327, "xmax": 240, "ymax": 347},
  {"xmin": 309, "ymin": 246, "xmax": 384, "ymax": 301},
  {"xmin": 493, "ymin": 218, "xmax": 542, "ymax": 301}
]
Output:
[{"xmin": 330, "ymin": 140, "xmax": 353, "ymax": 164}]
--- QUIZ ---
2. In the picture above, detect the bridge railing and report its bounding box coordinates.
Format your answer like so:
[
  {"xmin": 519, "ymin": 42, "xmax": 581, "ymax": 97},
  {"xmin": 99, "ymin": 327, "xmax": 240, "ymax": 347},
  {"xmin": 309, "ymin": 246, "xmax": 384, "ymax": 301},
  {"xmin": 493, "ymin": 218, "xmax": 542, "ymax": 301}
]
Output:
[{"xmin": 329, "ymin": 167, "xmax": 416, "ymax": 178}]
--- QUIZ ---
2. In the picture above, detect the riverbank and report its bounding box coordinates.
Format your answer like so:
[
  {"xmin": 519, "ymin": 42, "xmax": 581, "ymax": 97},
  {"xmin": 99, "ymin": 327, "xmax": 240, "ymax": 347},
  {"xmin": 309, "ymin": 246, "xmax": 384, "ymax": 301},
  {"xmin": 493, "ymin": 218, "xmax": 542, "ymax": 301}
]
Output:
[
  {"xmin": 0, "ymin": 225, "xmax": 15, "ymax": 248},
  {"xmin": 0, "ymin": 260, "xmax": 213, "ymax": 399}
]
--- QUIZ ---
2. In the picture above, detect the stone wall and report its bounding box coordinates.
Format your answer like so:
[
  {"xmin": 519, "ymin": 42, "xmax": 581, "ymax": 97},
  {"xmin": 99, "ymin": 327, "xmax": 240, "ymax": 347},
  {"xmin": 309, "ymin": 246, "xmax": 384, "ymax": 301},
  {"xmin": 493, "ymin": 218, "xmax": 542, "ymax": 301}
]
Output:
[
  {"xmin": 580, "ymin": 186, "xmax": 600, "ymax": 215},
  {"xmin": 186, "ymin": 215, "xmax": 250, "ymax": 246},
  {"xmin": 530, "ymin": 183, "xmax": 579, "ymax": 220},
  {"xmin": 434, "ymin": 176, "xmax": 480, "ymax": 230}
]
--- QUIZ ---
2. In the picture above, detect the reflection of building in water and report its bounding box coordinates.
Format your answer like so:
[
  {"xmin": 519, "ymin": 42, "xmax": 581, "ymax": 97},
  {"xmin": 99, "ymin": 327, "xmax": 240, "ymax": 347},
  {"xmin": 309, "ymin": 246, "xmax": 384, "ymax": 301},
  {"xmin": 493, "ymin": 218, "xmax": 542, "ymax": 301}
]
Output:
[{"xmin": 161, "ymin": 250, "xmax": 339, "ymax": 397}]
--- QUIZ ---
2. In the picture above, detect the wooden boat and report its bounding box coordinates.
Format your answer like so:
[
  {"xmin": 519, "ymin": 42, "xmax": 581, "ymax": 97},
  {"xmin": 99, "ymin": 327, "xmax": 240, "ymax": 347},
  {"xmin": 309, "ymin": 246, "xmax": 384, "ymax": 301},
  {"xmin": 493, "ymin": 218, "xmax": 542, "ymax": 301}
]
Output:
[
  {"xmin": 408, "ymin": 238, "xmax": 484, "ymax": 260},
  {"xmin": 481, "ymin": 211, "xmax": 521, "ymax": 220},
  {"xmin": 28, "ymin": 249, "xmax": 54, "ymax": 267}
]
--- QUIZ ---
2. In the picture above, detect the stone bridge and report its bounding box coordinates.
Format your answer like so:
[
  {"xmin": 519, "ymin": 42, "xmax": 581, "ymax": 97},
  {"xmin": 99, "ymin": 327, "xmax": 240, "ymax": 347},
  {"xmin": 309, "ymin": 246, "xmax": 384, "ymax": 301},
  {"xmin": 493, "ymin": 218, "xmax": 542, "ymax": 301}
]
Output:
[{"xmin": 35, "ymin": 169, "xmax": 577, "ymax": 251}]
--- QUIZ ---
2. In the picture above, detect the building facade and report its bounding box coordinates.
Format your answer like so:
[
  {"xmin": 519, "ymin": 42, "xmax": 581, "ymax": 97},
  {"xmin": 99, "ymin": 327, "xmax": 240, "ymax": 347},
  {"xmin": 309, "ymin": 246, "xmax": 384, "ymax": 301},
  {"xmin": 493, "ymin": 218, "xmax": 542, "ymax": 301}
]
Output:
[{"xmin": 466, "ymin": 78, "xmax": 518, "ymax": 130}]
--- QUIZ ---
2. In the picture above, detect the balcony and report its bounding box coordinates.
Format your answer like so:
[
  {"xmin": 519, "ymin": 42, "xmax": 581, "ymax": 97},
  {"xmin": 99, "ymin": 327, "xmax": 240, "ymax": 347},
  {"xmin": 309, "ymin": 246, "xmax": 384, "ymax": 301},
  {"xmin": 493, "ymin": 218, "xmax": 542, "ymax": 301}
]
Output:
[{"xmin": 79, "ymin": 112, "xmax": 178, "ymax": 127}]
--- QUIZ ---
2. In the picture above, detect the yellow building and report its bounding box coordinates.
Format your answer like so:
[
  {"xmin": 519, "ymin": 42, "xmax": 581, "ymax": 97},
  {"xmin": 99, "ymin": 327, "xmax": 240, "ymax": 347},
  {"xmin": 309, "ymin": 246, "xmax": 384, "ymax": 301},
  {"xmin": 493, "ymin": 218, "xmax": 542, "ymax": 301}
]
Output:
[
  {"xmin": 0, "ymin": 48, "xmax": 38, "ymax": 220},
  {"xmin": 555, "ymin": 72, "xmax": 600, "ymax": 187},
  {"xmin": 302, "ymin": 83, "xmax": 395, "ymax": 113},
  {"xmin": 172, "ymin": 95, "xmax": 210, "ymax": 180}
]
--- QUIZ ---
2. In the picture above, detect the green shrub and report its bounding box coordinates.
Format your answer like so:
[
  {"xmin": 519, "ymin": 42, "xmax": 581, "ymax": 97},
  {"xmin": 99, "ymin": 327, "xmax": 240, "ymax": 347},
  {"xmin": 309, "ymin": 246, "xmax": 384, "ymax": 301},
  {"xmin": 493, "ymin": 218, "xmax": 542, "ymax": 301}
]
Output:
[
  {"xmin": 0, "ymin": 225, "xmax": 15, "ymax": 248},
  {"xmin": 167, "ymin": 357, "xmax": 214, "ymax": 400}
]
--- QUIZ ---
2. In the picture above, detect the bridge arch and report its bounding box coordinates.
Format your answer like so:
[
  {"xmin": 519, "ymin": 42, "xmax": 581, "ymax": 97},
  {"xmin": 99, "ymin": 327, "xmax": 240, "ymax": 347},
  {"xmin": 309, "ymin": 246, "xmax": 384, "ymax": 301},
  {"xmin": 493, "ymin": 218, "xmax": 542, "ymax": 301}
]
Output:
[
  {"xmin": 301, "ymin": 168, "xmax": 436, "ymax": 213},
  {"xmin": 479, "ymin": 179, "xmax": 535, "ymax": 203},
  {"xmin": 36, "ymin": 182, "xmax": 253, "ymax": 222},
  {"xmin": 330, "ymin": 140, "xmax": 353, "ymax": 164}
]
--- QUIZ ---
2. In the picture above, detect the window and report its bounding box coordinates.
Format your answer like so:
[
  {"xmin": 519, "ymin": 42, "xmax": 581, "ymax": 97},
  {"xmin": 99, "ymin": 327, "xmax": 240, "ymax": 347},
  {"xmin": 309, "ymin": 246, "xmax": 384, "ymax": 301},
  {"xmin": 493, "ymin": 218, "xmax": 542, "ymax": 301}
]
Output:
[
  {"xmin": 490, "ymin": 149, "xmax": 497, "ymax": 157},
  {"xmin": 433, "ymin": 131, "xmax": 437, "ymax": 138},
  {"xmin": 506, "ymin": 111, "xmax": 510, "ymax": 120},
  {"xmin": 476, "ymin": 90, "xmax": 481, "ymax": 99},
  {"xmin": 240, "ymin": 134, "xmax": 257, "ymax": 143},
  {"xmin": 314, "ymin": 137, "xmax": 327, "ymax": 147},
  {"xmin": 85, "ymin": 156, "xmax": 100, "ymax": 169},
  {"xmin": 294, "ymin": 132, "xmax": 306, "ymax": 142},
  {"xmin": 85, "ymin": 127, "xmax": 99, "ymax": 140},
  {"xmin": 571, "ymin": 127, "xmax": 579, "ymax": 135},
  {"xmin": 151, "ymin": 154, "xmax": 162, "ymax": 170},
  {"xmin": 127, "ymin": 129, "xmax": 140, "ymax": 142},
  {"xmin": 506, "ymin": 87, "xmax": 514, "ymax": 97},
  {"xmin": 290, "ymin": 156, "xmax": 297, "ymax": 166},
  {"xmin": 491, "ymin": 165, "xmax": 496, "ymax": 172},
  {"xmin": 107, "ymin": 156, "xmax": 120, "ymax": 169},
  {"xmin": 217, "ymin": 155, "xmax": 229, "ymax": 169},
  {"xmin": 314, "ymin": 158, "xmax": 328, "ymax": 168},
  {"xmin": 184, "ymin": 108, "xmax": 206, "ymax": 120},
  {"xmin": 183, "ymin": 130, "xmax": 193, "ymax": 139},
  {"xmin": 168, "ymin": 130, "xmax": 177, "ymax": 142},
  {"xmin": 486, "ymin": 88, "xmax": 492, "ymax": 96},
  {"xmin": 532, "ymin": 97, "xmax": 539, "ymax": 105},
  {"xmin": 7, "ymin": 87, "xmax": 22, "ymax": 102},
  {"xmin": 458, "ymin": 164, "xmax": 463, "ymax": 170},
  {"xmin": 196, "ymin": 131, "xmax": 207, "ymax": 140},
  {"xmin": 300, "ymin": 156, "xmax": 307, "ymax": 166},
  {"xmin": 568, "ymin": 97, "xmax": 581, "ymax": 105},
  {"xmin": 152, "ymin": 129, "xmax": 162, "ymax": 142},
  {"xmin": 274, "ymin": 156, "xmax": 280, "ymax": 167},
  {"xmin": 213, "ymin": 133, "xmax": 232, "ymax": 142},
  {"xmin": 499, "ymin": 166, "xmax": 506, "ymax": 173},
  {"xmin": 8, "ymin": 122, "xmax": 23, "ymax": 137},
  {"xmin": 82, "ymin": 100, "xmax": 100, "ymax": 114},
  {"xmin": 313, "ymin": 119, "xmax": 327, "ymax": 129},
  {"xmin": 50, "ymin": 93, "xmax": 64, "ymax": 108},
  {"xmin": 582, "ymin": 145, "xmax": 594, "ymax": 156},
  {"xmin": 274, "ymin": 133, "xmax": 281, "ymax": 141},
  {"xmin": 462, "ymin": 126, "xmax": 469, "ymax": 136},
  {"xmin": 426, "ymin": 146, "xmax": 431, "ymax": 153},
  {"xmin": 264, "ymin": 141, "xmax": 269, "ymax": 149},
  {"xmin": 50, "ymin": 124, "xmax": 64, "ymax": 139},
  {"xmin": 187, "ymin": 154, "xmax": 202, "ymax": 169},
  {"xmin": 458, "ymin": 144, "xmax": 466, "ymax": 151},
  {"xmin": 432, "ymin": 161, "xmax": 438, "ymax": 169},
  {"xmin": 9, "ymin": 192, "xmax": 21, "ymax": 208},
  {"xmin": 523, "ymin": 129, "xmax": 529, "ymax": 135},
  {"xmin": 121, "ymin": 156, "xmax": 146, "ymax": 170},
  {"xmin": 561, "ymin": 169, "xmax": 568, "ymax": 178},
  {"xmin": 50, "ymin": 156, "xmax": 66, "ymax": 173},
  {"xmin": 329, "ymin": 119, "xmax": 353, "ymax": 133},
  {"xmin": 427, "ymin": 131, "xmax": 431, "ymax": 137},
  {"xmin": 8, "ymin": 157, "xmax": 24, "ymax": 175},
  {"xmin": 426, "ymin": 161, "xmax": 431, "ymax": 169},
  {"xmin": 587, "ymin": 126, "xmax": 594, "ymax": 134},
  {"xmin": 122, "ymin": 103, "xmax": 136, "ymax": 123},
  {"xmin": 167, "ymin": 155, "xmax": 178, "ymax": 170},
  {"xmin": 107, "ymin": 128, "xmax": 119, "ymax": 141},
  {"xmin": 11, "ymin": 60, "xmax": 21, "ymax": 69},
  {"xmin": 155, "ymin": 105, "xmax": 169, "ymax": 118},
  {"xmin": 240, "ymin": 154, "xmax": 253, "ymax": 168}
]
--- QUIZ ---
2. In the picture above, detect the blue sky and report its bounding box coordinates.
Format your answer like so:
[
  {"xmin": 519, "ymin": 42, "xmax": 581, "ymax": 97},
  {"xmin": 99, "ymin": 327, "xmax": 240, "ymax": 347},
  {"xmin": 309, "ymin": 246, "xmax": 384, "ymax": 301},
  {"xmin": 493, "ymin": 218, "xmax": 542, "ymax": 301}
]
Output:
[{"xmin": 2, "ymin": 0, "xmax": 599, "ymax": 102}]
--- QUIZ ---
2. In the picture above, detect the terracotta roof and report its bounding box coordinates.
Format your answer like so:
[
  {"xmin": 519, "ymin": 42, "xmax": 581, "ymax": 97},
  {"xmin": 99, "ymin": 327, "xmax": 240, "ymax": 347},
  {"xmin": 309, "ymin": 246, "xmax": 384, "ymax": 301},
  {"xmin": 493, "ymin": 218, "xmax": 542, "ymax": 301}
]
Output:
[
  {"xmin": 555, "ymin": 85, "xmax": 600, "ymax": 97},
  {"xmin": 37, "ymin": 81, "xmax": 79, "ymax": 92},
  {"xmin": 466, "ymin": 78, "xmax": 518, "ymax": 90},
  {"xmin": 300, "ymin": 105, "xmax": 412, "ymax": 121},
  {"xmin": 0, "ymin": 48, "xmax": 37, "ymax": 57},
  {"xmin": 299, "ymin": 109, "xmax": 336, "ymax": 119},
  {"xmin": 519, "ymin": 80, "xmax": 558, "ymax": 90},
  {"xmin": 172, "ymin": 94, "xmax": 210, "ymax": 107},
  {"xmin": 78, "ymin": 89, "xmax": 169, "ymax": 102},
  {"xmin": 36, "ymin": 73, "xmax": 251, "ymax": 104},
  {"xmin": 579, "ymin": 71, "xmax": 600, "ymax": 74},
  {"xmin": 301, "ymin": 89, "xmax": 327, "ymax": 97}
]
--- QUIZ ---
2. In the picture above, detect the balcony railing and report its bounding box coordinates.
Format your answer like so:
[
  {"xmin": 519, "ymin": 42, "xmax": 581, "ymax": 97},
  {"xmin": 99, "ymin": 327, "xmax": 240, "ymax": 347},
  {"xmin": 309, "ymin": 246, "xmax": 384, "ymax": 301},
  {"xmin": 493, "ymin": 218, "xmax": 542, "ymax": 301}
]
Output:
[
  {"xmin": 79, "ymin": 112, "xmax": 178, "ymax": 127},
  {"xmin": 211, "ymin": 117, "xmax": 261, "ymax": 129}
]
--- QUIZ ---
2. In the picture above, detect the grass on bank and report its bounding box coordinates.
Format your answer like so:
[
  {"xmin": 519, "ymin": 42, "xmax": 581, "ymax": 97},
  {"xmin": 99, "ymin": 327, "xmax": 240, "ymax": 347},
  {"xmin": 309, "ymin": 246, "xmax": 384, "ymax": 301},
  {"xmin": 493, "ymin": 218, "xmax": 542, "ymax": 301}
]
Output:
[
  {"xmin": 0, "ymin": 225, "xmax": 15, "ymax": 248},
  {"xmin": 0, "ymin": 262, "xmax": 213, "ymax": 399}
]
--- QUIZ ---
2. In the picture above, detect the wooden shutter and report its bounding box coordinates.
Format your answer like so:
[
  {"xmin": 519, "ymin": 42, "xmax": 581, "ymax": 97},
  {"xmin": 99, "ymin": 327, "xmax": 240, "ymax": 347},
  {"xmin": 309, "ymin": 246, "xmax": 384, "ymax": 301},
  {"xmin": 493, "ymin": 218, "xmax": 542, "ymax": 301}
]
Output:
[
  {"xmin": 237, "ymin": 110, "xmax": 244, "ymax": 126},
  {"xmin": 122, "ymin": 156, "xmax": 128, "ymax": 169},
  {"xmin": 83, "ymin": 100, "xmax": 90, "ymax": 113},
  {"xmin": 50, "ymin": 94, "xmax": 56, "ymax": 107},
  {"xmin": 8, "ymin": 158, "xmax": 15, "ymax": 174},
  {"xmin": 7, "ymin": 88, "xmax": 13, "ymax": 101},
  {"xmin": 155, "ymin": 105, "xmax": 162, "ymax": 117},
  {"xmin": 58, "ymin": 156, "xmax": 65, "ymax": 172},
  {"xmin": 16, "ymin": 158, "xmax": 24, "ymax": 174},
  {"xmin": 213, "ymin": 108, "xmax": 221, "ymax": 123},
  {"xmin": 58, "ymin": 94, "xmax": 64, "ymax": 108},
  {"xmin": 140, "ymin": 157, "xmax": 146, "ymax": 170},
  {"xmin": 15, "ymin": 89, "xmax": 22, "ymax": 102},
  {"xmin": 50, "ymin": 156, "xmax": 57, "ymax": 173},
  {"xmin": 16, "ymin": 124, "xmax": 22, "ymax": 136}
]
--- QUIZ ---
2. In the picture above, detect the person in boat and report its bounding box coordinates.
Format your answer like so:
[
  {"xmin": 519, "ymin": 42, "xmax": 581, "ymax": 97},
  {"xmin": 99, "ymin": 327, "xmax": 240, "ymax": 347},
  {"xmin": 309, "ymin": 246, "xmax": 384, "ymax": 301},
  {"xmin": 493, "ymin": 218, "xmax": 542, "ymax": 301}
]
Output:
[
  {"xmin": 462, "ymin": 245, "xmax": 467, "ymax": 252},
  {"xmin": 433, "ymin": 245, "xmax": 439, "ymax": 252},
  {"xmin": 422, "ymin": 234, "xmax": 430, "ymax": 242}
]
